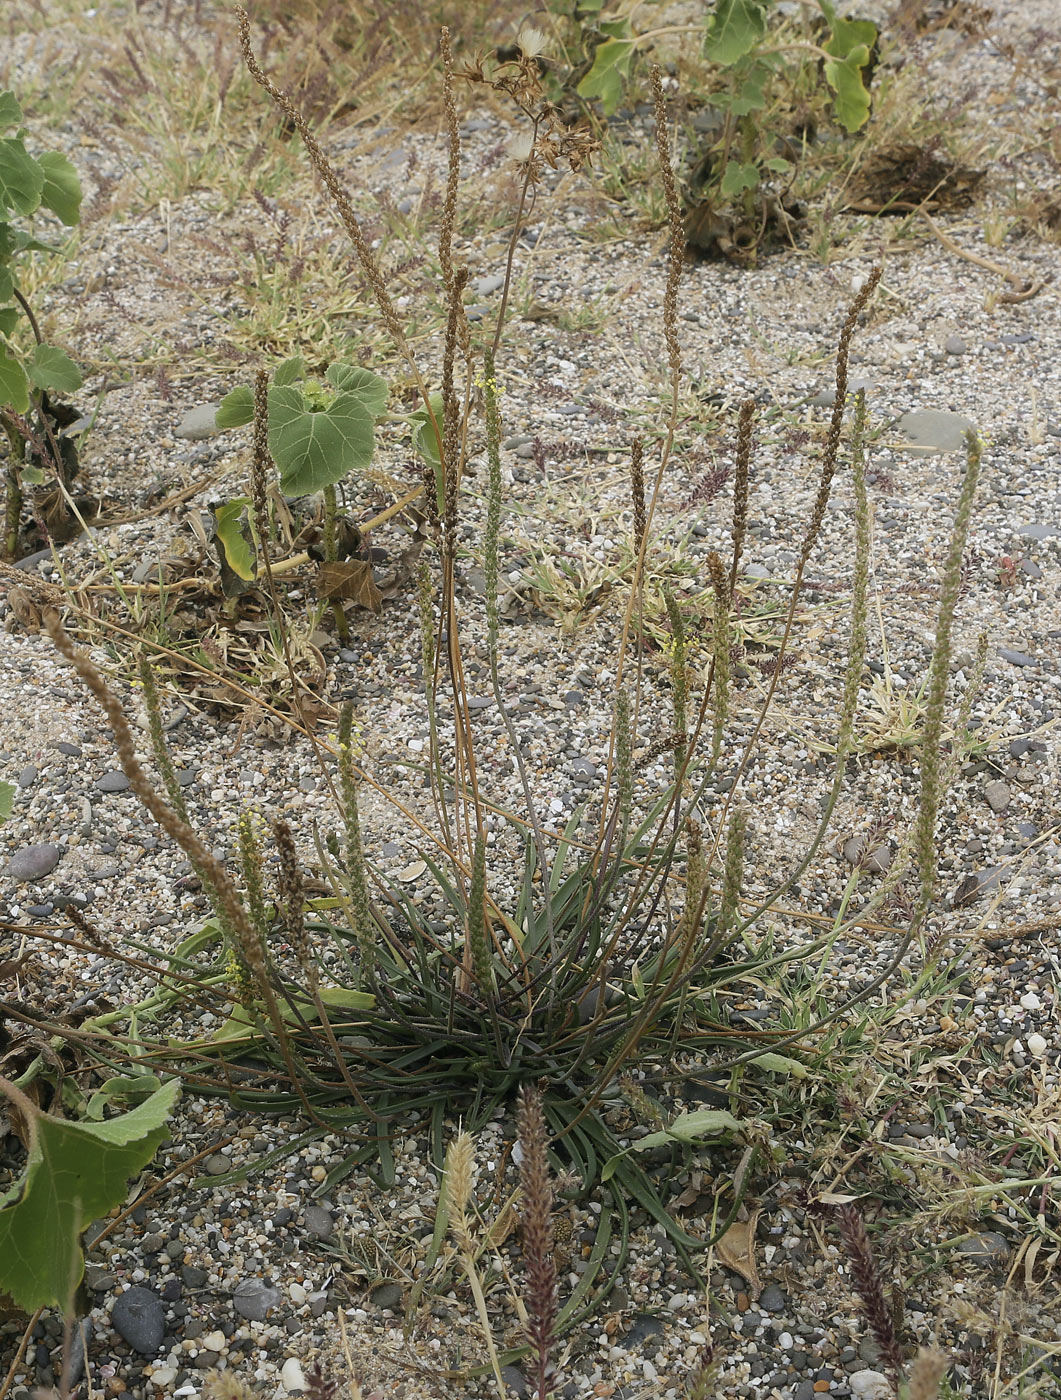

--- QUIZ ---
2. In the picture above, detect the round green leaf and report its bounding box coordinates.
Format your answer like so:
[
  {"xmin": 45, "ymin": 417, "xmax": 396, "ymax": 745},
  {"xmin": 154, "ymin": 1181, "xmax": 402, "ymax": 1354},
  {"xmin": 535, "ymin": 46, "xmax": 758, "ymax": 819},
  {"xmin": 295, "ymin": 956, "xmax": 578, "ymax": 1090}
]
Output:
[
  {"xmin": 0, "ymin": 136, "xmax": 44, "ymax": 218},
  {"xmin": 274, "ymin": 355, "xmax": 306, "ymax": 387},
  {"xmin": 0, "ymin": 348, "xmax": 29, "ymax": 413},
  {"xmin": 267, "ymin": 384, "xmax": 377, "ymax": 496},
  {"xmin": 28, "ymin": 343, "xmax": 81, "ymax": 394},
  {"xmin": 325, "ymin": 363, "xmax": 388, "ymax": 417},
  {"xmin": 704, "ymin": 0, "xmax": 769, "ymax": 67},
  {"xmin": 216, "ymin": 384, "xmax": 255, "ymax": 429},
  {"xmin": 37, "ymin": 150, "xmax": 82, "ymax": 226}
]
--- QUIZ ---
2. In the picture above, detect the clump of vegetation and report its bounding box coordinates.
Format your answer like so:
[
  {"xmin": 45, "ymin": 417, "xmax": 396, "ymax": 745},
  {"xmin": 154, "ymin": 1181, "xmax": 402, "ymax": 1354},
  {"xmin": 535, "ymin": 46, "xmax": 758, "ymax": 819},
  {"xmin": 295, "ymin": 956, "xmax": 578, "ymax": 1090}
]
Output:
[
  {"xmin": 10, "ymin": 8, "xmax": 1057, "ymax": 1399},
  {"xmin": 0, "ymin": 89, "xmax": 83, "ymax": 559}
]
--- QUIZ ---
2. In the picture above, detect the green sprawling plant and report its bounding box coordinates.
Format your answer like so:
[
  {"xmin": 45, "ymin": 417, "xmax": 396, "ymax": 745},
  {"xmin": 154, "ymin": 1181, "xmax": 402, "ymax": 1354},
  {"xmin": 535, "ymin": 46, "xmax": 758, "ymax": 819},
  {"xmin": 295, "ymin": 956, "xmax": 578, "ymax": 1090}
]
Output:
[
  {"xmin": 552, "ymin": 0, "xmax": 878, "ymax": 260},
  {"xmin": 0, "ymin": 89, "xmax": 82, "ymax": 559},
  {"xmin": 2, "ymin": 24, "xmax": 985, "ymax": 1391}
]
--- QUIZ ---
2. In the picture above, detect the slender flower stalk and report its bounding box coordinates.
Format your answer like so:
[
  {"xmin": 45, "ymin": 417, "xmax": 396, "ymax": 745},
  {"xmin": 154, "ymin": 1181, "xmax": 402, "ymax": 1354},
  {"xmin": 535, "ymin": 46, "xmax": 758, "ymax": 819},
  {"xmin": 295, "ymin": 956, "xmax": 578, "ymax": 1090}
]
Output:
[
  {"xmin": 913, "ymin": 431, "xmax": 982, "ymax": 922},
  {"xmin": 338, "ymin": 702, "xmax": 375, "ymax": 982},
  {"xmin": 274, "ymin": 818, "xmax": 316, "ymax": 995},
  {"xmin": 729, "ymin": 398, "xmax": 754, "ymax": 594},
  {"xmin": 836, "ymin": 1204, "xmax": 906, "ymax": 1385},
  {"xmin": 517, "ymin": 1084, "xmax": 557, "ymax": 1400},
  {"xmin": 707, "ymin": 550, "xmax": 730, "ymax": 763},
  {"xmin": 467, "ymin": 831, "xmax": 492, "ymax": 996}
]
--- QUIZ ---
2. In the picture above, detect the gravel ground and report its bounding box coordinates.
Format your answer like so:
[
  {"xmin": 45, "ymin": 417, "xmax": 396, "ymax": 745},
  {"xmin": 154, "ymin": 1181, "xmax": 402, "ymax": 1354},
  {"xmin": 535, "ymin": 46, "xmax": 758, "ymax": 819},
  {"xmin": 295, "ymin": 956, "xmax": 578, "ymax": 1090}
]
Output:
[{"xmin": 1, "ymin": 1, "xmax": 1060, "ymax": 1397}]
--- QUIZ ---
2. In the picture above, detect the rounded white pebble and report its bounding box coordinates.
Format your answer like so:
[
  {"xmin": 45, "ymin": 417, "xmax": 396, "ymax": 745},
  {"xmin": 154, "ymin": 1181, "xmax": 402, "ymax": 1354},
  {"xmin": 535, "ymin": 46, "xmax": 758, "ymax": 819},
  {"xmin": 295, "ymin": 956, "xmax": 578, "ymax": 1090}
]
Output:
[
  {"xmin": 148, "ymin": 1369, "xmax": 176, "ymax": 1389},
  {"xmin": 289, "ymin": 1281, "xmax": 307, "ymax": 1304},
  {"xmin": 202, "ymin": 1330, "xmax": 226, "ymax": 1352},
  {"xmin": 643, "ymin": 1359, "xmax": 658, "ymax": 1381},
  {"xmin": 667, "ymin": 1292, "xmax": 688, "ymax": 1311},
  {"xmin": 849, "ymin": 1370, "xmax": 891, "ymax": 1400},
  {"xmin": 779, "ymin": 1331, "xmax": 794, "ymax": 1349},
  {"xmin": 1027, "ymin": 1032, "xmax": 1048, "ymax": 1057},
  {"xmin": 281, "ymin": 1358, "xmax": 306, "ymax": 1394},
  {"xmin": 1020, "ymin": 991, "xmax": 1041, "ymax": 1011}
]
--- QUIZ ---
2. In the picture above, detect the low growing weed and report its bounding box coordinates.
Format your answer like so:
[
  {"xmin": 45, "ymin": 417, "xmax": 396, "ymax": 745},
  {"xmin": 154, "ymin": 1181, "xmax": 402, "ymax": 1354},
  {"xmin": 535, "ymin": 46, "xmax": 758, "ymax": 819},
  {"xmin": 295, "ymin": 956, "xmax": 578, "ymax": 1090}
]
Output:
[{"xmin": 1, "ymin": 18, "xmax": 1034, "ymax": 1400}]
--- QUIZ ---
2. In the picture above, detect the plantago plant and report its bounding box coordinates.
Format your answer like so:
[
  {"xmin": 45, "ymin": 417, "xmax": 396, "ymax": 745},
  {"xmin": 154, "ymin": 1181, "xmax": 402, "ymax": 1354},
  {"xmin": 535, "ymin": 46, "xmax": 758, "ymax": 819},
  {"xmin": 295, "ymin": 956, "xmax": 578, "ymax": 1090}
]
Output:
[{"xmin": 4, "ymin": 23, "xmax": 988, "ymax": 1369}]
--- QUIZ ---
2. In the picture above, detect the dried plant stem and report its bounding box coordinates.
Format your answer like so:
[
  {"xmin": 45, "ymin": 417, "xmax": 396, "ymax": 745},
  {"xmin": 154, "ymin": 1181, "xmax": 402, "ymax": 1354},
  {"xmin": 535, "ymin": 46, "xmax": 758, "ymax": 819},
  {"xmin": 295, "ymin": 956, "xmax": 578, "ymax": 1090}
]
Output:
[
  {"xmin": 235, "ymin": 7, "xmax": 444, "ymax": 488},
  {"xmin": 913, "ymin": 431, "xmax": 982, "ymax": 921},
  {"xmin": 43, "ymin": 612, "xmax": 326, "ymax": 1127},
  {"xmin": 517, "ymin": 1085, "xmax": 557, "ymax": 1400},
  {"xmin": 836, "ymin": 1205, "xmax": 906, "ymax": 1385},
  {"xmin": 445, "ymin": 1133, "xmax": 506, "ymax": 1394}
]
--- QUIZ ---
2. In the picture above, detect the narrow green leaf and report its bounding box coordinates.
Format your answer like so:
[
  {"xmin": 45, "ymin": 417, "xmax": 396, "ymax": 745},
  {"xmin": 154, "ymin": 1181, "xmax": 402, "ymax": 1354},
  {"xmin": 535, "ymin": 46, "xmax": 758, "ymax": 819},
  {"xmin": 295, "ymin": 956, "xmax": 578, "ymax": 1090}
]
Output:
[
  {"xmin": 0, "ymin": 136, "xmax": 44, "ymax": 217},
  {"xmin": 216, "ymin": 384, "xmax": 255, "ymax": 429},
  {"xmin": 0, "ymin": 268, "xmax": 14, "ymax": 305},
  {"xmin": 763, "ymin": 156, "xmax": 792, "ymax": 173},
  {"xmin": 0, "ymin": 778, "xmax": 14, "ymax": 822},
  {"xmin": 749, "ymin": 1052, "xmax": 807, "ymax": 1077},
  {"xmin": 37, "ymin": 151, "xmax": 82, "ymax": 226},
  {"xmin": 212, "ymin": 499, "xmax": 257, "ymax": 582},
  {"xmin": 0, "ymin": 348, "xmax": 29, "ymax": 412},
  {"xmin": 704, "ymin": 0, "xmax": 769, "ymax": 67},
  {"xmin": 85, "ymin": 1074, "xmax": 163, "ymax": 1122},
  {"xmin": 601, "ymin": 1108, "xmax": 745, "ymax": 1181},
  {"xmin": 0, "ymin": 1078, "xmax": 180, "ymax": 1312},
  {"xmin": 28, "ymin": 343, "xmax": 81, "ymax": 394}
]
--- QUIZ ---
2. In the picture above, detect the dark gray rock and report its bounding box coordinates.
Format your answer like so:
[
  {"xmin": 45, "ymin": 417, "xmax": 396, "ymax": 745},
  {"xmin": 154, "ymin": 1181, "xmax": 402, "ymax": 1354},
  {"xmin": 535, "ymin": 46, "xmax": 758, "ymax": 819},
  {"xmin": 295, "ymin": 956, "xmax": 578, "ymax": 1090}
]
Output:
[
  {"xmin": 6, "ymin": 843, "xmax": 61, "ymax": 881},
  {"xmin": 95, "ymin": 770, "xmax": 131, "ymax": 793},
  {"xmin": 623, "ymin": 1313, "xmax": 665, "ymax": 1348},
  {"xmin": 999, "ymin": 648, "xmax": 1037, "ymax": 667},
  {"xmin": 370, "ymin": 1282, "xmax": 403, "ymax": 1310},
  {"xmin": 181, "ymin": 1266, "xmax": 208, "ymax": 1288},
  {"xmin": 111, "ymin": 1286, "xmax": 165, "ymax": 1355},
  {"xmin": 1016, "ymin": 523, "xmax": 1058, "ymax": 540},
  {"xmin": 957, "ymin": 1231, "xmax": 1009, "ymax": 1266},
  {"xmin": 758, "ymin": 1284, "xmax": 788, "ymax": 1313},
  {"xmin": 232, "ymin": 1278, "xmax": 280, "ymax": 1320},
  {"xmin": 17, "ymin": 764, "xmax": 37, "ymax": 787},
  {"xmin": 203, "ymin": 1153, "xmax": 231, "ymax": 1175},
  {"xmin": 500, "ymin": 1364, "xmax": 530, "ymax": 1398},
  {"xmin": 944, "ymin": 335, "xmax": 967, "ymax": 355},
  {"xmin": 303, "ymin": 1205, "xmax": 334, "ymax": 1239}
]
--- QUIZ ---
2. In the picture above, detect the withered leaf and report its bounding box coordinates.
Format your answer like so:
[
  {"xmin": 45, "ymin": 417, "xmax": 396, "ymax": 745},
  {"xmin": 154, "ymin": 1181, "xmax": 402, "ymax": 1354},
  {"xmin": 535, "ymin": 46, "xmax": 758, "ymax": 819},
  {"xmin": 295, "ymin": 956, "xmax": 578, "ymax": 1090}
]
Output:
[
  {"xmin": 714, "ymin": 1208, "xmax": 761, "ymax": 1292},
  {"xmin": 318, "ymin": 560, "xmax": 383, "ymax": 612}
]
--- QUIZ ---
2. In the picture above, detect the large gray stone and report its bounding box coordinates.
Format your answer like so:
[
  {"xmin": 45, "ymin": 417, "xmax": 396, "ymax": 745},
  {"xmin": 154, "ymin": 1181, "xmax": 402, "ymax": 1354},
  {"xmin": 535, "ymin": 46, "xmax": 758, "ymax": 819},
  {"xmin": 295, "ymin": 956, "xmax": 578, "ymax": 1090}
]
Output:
[
  {"xmin": 175, "ymin": 404, "xmax": 222, "ymax": 440},
  {"xmin": 897, "ymin": 409, "xmax": 977, "ymax": 454},
  {"xmin": 6, "ymin": 844, "xmax": 61, "ymax": 881},
  {"xmin": 111, "ymin": 1286, "xmax": 165, "ymax": 1355},
  {"xmin": 232, "ymin": 1277, "xmax": 281, "ymax": 1320}
]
